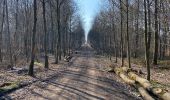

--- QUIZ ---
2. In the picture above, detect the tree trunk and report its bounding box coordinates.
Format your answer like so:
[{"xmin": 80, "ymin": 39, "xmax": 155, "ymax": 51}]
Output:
[
  {"xmin": 153, "ymin": 0, "xmax": 159, "ymax": 65},
  {"xmin": 120, "ymin": 0, "xmax": 124, "ymax": 67},
  {"xmin": 68, "ymin": 17, "xmax": 72, "ymax": 55},
  {"xmin": 14, "ymin": 0, "xmax": 19, "ymax": 66},
  {"xmin": 126, "ymin": 0, "xmax": 131, "ymax": 68},
  {"xmin": 0, "ymin": 0, "xmax": 5, "ymax": 62},
  {"xmin": 42, "ymin": 0, "xmax": 49, "ymax": 69},
  {"xmin": 57, "ymin": 0, "xmax": 61, "ymax": 61},
  {"xmin": 144, "ymin": 0, "xmax": 150, "ymax": 81},
  {"xmin": 28, "ymin": 0, "xmax": 37, "ymax": 76},
  {"xmin": 50, "ymin": 1, "xmax": 54, "ymax": 54},
  {"xmin": 6, "ymin": 0, "xmax": 13, "ymax": 68},
  {"xmin": 134, "ymin": 0, "xmax": 139, "ymax": 58},
  {"xmin": 24, "ymin": 0, "xmax": 29, "ymax": 62},
  {"xmin": 137, "ymin": 86, "xmax": 154, "ymax": 100},
  {"xmin": 147, "ymin": 0, "xmax": 152, "ymax": 52}
]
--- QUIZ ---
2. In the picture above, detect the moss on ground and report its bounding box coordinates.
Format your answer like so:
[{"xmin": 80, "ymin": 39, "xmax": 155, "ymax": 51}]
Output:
[
  {"xmin": 0, "ymin": 82, "xmax": 19, "ymax": 93},
  {"xmin": 151, "ymin": 80, "xmax": 170, "ymax": 89},
  {"xmin": 157, "ymin": 60, "xmax": 170, "ymax": 70}
]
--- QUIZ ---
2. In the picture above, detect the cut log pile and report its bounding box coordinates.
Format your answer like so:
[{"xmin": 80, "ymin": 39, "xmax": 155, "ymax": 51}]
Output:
[
  {"xmin": 64, "ymin": 56, "xmax": 72, "ymax": 62},
  {"xmin": 109, "ymin": 66, "xmax": 170, "ymax": 100}
]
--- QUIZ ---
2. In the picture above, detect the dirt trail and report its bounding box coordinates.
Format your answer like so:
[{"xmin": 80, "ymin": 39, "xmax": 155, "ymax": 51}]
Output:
[{"xmin": 2, "ymin": 47, "xmax": 140, "ymax": 100}]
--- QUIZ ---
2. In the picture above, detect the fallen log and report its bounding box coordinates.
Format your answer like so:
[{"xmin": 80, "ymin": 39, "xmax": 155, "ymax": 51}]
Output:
[
  {"xmin": 64, "ymin": 56, "xmax": 72, "ymax": 62},
  {"xmin": 137, "ymin": 86, "xmax": 155, "ymax": 100},
  {"xmin": 0, "ymin": 80, "xmax": 38, "ymax": 97},
  {"xmin": 0, "ymin": 82, "xmax": 19, "ymax": 95},
  {"xmin": 152, "ymin": 88, "xmax": 170, "ymax": 100},
  {"xmin": 111, "ymin": 66, "xmax": 170, "ymax": 100},
  {"xmin": 128, "ymin": 72, "xmax": 152, "ymax": 90},
  {"xmin": 107, "ymin": 68, "xmax": 114, "ymax": 72},
  {"xmin": 113, "ymin": 67, "xmax": 155, "ymax": 99},
  {"xmin": 121, "ymin": 67, "xmax": 144, "ymax": 75},
  {"xmin": 104, "ymin": 66, "xmax": 114, "ymax": 72},
  {"xmin": 114, "ymin": 67, "xmax": 135, "ymax": 85},
  {"xmin": 121, "ymin": 67, "xmax": 130, "ymax": 72},
  {"xmin": 119, "ymin": 73, "xmax": 136, "ymax": 85},
  {"xmin": 7, "ymin": 67, "xmax": 28, "ymax": 74},
  {"xmin": 128, "ymin": 71, "xmax": 170, "ymax": 100}
]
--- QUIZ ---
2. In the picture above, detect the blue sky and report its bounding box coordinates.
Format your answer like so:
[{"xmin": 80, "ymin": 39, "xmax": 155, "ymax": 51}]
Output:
[{"xmin": 73, "ymin": 0, "xmax": 102, "ymax": 41}]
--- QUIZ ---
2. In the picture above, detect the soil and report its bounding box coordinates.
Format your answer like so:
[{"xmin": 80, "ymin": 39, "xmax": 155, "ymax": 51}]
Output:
[{"xmin": 0, "ymin": 48, "xmax": 141, "ymax": 100}]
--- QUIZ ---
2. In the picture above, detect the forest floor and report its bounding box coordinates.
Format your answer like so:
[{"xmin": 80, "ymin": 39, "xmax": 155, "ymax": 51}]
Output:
[
  {"xmin": 0, "ymin": 47, "xmax": 141, "ymax": 100},
  {"xmin": 0, "ymin": 47, "xmax": 170, "ymax": 100}
]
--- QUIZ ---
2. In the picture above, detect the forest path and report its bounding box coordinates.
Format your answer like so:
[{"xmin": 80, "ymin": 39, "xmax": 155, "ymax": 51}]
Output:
[{"xmin": 3, "ymin": 46, "xmax": 140, "ymax": 100}]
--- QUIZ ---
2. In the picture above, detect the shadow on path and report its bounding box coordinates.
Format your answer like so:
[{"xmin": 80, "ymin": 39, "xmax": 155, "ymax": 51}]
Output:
[{"xmin": 2, "ymin": 47, "xmax": 140, "ymax": 100}]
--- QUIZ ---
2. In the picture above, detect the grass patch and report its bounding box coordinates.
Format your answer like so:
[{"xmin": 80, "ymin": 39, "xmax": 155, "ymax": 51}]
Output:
[
  {"xmin": 157, "ymin": 60, "xmax": 170, "ymax": 70},
  {"xmin": 34, "ymin": 62, "xmax": 44, "ymax": 67},
  {"xmin": 151, "ymin": 80, "xmax": 170, "ymax": 89},
  {"xmin": 131, "ymin": 58, "xmax": 145, "ymax": 67}
]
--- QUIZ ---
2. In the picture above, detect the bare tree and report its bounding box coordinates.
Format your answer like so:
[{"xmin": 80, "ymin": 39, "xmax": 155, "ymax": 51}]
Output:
[
  {"xmin": 120, "ymin": 0, "xmax": 124, "ymax": 67},
  {"xmin": 28, "ymin": 0, "xmax": 37, "ymax": 76},
  {"xmin": 144, "ymin": 0, "xmax": 150, "ymax": 81},
  {"xmin": 153, "ymin": 0, "xmax": 159, "ymax": 65},
  {"xmin": 0, "ymin": 0, "xmax": 5, "ymax": 62},
  {"xmin": 126, "ymin": 0, "xmax": 131, "ymax": 68},
  {"xmin": 42, "ymin": 0, "xmax": 49, "ymax": 69},
  {"xmin": 6, "ymin": 0, "xmax": 13, "ymax": 68}
]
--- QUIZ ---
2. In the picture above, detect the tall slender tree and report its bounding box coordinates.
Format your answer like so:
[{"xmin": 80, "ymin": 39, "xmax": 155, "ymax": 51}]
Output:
[
  {"xmin": 28, "ymin": 0, "xmax": 37, "ymax": 76},
  {"xmin": 134, "ymin": 0, "xmax": 140, "ymax": 58},
  {"xmin": 144, "ymin": 0, "xmax": 150, "ymax": 81},
  {"xmin": 120, "ymin": 0, "xmax": 124, "ymax": 67},
  {"xmin": 6, "ymin": 0, "xmax": 13, "ymax": 68},
  {"xmin": 0, "ymin": 0, "xmax": 5, "ymax": 62},
  {"xmin": 126, "ymin": 0, "xmax": 131, "ymax": 68},
  {"xmin": 42, "ymin": 0, "xmax": 49, "ymax": 69},
  {"xmin": 153, "ymin": 0, "xmax": 159, "ymax": 65}
]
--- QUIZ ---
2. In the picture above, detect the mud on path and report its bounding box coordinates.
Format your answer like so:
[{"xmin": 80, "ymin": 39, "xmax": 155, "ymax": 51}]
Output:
[{"xmin": 2, "ymin": 48, "xmax": 140, "ymax": 100}]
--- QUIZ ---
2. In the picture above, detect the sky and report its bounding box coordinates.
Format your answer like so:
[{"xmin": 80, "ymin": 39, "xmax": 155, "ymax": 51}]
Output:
[{"xmin": 73, "ymin": 0, "xmax": 102, "ymax": 41}]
